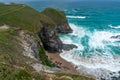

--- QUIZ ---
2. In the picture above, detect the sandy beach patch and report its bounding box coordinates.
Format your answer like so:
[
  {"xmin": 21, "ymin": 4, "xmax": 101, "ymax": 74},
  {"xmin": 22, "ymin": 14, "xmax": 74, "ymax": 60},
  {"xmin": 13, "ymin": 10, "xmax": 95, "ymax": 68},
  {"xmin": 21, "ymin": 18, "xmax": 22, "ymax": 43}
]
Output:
[{"xmin": 46, "ymin": 51, "xmax": 79, "ymax": 74}]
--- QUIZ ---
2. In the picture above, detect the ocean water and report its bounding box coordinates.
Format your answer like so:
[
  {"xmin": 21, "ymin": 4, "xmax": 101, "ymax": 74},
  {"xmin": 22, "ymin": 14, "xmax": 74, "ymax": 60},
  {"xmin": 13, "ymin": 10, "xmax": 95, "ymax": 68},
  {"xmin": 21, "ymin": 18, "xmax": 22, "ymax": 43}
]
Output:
[{"xmin": 12, "ymin": 1, "xmax": 120, "ymax": 80}]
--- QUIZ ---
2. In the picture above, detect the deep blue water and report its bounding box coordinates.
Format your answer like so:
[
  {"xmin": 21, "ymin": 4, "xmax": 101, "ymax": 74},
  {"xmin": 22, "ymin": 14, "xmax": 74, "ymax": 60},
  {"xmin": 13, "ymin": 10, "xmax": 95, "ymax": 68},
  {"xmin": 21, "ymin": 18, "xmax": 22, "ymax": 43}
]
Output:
[{"xmin": 4, "ymin": 1, "xmax": 120, "ymax": 79}]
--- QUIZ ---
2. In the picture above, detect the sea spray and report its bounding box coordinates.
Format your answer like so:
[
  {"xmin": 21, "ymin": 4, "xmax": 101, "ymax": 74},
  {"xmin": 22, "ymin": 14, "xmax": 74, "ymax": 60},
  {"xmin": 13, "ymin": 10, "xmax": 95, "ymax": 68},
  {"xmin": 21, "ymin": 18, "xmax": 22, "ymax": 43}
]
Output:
[{"xmin": 60, "ymin": 23, "xmax": 120, "ymax": 80}]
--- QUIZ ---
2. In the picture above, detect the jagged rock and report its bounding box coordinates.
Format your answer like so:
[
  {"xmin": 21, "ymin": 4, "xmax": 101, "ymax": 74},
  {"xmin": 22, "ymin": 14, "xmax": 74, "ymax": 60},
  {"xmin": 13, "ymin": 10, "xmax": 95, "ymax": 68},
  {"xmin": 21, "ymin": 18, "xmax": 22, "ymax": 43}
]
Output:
[
  {"xmin": 39, "ymin": 8, "xmax": 75, "ymax": 53},
  {"xmin": 56, "ymin": 23, "xmax": 73, "ymax": 33},
  {"xmin": 19, "ymin": 31, "xmax": 39, "ymax": 60},
  {"xmin": 62, "ymin": 44, "xmax": 77, "ymax": 51},
  {"xmin": 38, "ymin": 23, "xmax": 63, "ymax": 53},
  {"xmin": 38, "ymin": 24, "xmax": 76, "ymax": 52},
  {"xmin": 31, "ymin": 63, "xmax": 61, "ymax": 73}
]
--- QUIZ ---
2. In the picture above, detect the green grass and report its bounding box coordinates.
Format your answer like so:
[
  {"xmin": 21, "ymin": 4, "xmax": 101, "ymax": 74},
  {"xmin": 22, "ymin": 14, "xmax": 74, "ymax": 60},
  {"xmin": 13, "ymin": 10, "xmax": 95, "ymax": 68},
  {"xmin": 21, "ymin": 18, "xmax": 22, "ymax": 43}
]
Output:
[
  {"xmin": 39, "ymin": 47, "xmax": 54, "ymax": 67},
  {"xmin": 0, "ymin": 3, "xmax": 55, "ymax": 32},
  {"xmin": 0, "ymin": 29, "xmax": 19, "ymax": 55},
  {"xmin": 0, "ymin": 29, "xmax": 44, "ymax": 80},
  {"xmin": 0, "ymin": 64, "xmax": 44, "ymax": 80},
  {"xmin": 0, "ymin": 4, "xmax": 41, "ymax": 32},
  {"xmin": 42, "ymin": 8, "xmax": 68, "ymax": 26}
]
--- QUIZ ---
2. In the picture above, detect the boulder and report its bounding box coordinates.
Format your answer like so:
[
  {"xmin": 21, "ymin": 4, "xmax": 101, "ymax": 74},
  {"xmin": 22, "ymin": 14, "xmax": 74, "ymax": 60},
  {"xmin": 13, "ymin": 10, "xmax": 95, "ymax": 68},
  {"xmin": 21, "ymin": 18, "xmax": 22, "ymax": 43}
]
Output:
[{"xmin": 62, "ymin": 44, "xmax": 78, "ymax": 51}]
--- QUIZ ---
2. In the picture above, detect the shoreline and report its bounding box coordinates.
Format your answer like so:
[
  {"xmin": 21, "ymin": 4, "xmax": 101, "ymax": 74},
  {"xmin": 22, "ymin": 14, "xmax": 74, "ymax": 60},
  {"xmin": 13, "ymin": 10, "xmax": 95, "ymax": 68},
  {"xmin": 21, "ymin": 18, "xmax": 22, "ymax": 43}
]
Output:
[
  {"xmin": 46, "ymin": 51, "xmax": 79, "ymax": 75},
  {"xmin": 46, "ymin": 51, "xmax": 95, "ymax": 79}
]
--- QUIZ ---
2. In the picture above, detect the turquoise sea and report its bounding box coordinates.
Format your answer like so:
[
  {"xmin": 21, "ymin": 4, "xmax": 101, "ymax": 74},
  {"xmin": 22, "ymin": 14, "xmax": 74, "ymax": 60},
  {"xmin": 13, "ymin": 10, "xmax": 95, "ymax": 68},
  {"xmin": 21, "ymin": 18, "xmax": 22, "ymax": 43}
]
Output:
[{"xmin": 5, "ymin": 1, "xmax": 120, "ymax": 79}]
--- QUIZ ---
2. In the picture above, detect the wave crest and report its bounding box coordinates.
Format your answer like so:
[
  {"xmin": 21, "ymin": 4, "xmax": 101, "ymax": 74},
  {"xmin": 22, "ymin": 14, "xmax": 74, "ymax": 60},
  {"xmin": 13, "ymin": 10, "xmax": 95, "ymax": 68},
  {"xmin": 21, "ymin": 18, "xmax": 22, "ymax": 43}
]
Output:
[
  {"xmin": 67, "ymin": 16, "xmax": 86, "ymax": 19},
  {"xmin": 109, "ymin": 24, "xmax": 120, "ymax": 29}
]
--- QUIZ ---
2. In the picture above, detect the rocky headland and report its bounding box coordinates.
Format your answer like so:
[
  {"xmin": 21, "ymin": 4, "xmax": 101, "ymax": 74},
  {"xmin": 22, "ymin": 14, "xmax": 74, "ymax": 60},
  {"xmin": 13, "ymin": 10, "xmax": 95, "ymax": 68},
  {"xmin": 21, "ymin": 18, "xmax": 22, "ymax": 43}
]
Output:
[
  {"xmin": 0, "ymin": 3, "xmax": 94, "ymax": 80},
  {"xmin": 39, "ymin": 8, "xmax": 77, "ymax": 53}
]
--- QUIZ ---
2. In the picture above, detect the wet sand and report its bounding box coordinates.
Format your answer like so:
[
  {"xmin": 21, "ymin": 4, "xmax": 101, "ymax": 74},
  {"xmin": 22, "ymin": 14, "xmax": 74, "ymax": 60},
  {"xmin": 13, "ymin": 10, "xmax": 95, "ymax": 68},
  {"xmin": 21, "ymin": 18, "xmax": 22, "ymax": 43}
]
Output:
[{"xmin": 46, "ymin": 51, "xmax": 79, "ymax": 74}]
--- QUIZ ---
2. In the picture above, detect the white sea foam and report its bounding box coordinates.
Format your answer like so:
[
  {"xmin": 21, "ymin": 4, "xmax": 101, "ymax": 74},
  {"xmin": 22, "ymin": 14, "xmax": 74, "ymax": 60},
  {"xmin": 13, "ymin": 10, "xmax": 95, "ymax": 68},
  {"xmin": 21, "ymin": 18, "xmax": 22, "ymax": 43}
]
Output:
[
  {"xmin": 109, "ymin": 24, "xmax": 120, "ymax": 29},
  {"xmin": 60, "ymin": 36, "xmax": 73, "ymax": 44},
  {"xmin": 69, "ymin": 23, "xmax": 86, "ymax": 37},
  {"xmin": 67, "ymin": 16, "xmax": 86, "ymax": 19},
  {"xmin": 89, "ymin": 31, "xmax": 120, "ymax": 49},
  {"xmin": 60, "ymin": 49, "xmax": 120, "ymax": 79},
  {"xmin": 60, "ymin": 51, "xmax": 120, "ymax": 71},
  {"xmin": 60, "ymin": 23, "xmax": 120, "ymax": 79}
]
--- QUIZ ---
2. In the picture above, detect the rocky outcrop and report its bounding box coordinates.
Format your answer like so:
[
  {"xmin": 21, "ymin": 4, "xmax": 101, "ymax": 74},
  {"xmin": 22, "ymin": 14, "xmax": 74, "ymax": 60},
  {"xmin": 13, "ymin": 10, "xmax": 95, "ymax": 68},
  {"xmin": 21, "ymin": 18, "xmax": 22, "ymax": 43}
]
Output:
[
  {"xmin": 31, "ymin": 63, "xmax": 61, "ymax": 73},
  {"xmin": 39, "ymin": 8, "xmax": 77, "ymax": 53},
  {"xmin": 56, "ymin": 23, "xmax": 73, "ymax": 33},
  {"xmin": 19, "ymin": 31, "xmax": 39, "ymax": 60},
  {"xmin": 38, "ymin": 23, "xmax": 63, "ymax": 53},
  {"xmin": 42, "ymin": 8, "xmax": 73, "ymax": 33},
  {"xmin": 38, "ymin": 23, "xmax": 77, "ymax": 52},
  {"xmin": 62, "ymin": 44, "xmax": 77, "ymax": 51}
]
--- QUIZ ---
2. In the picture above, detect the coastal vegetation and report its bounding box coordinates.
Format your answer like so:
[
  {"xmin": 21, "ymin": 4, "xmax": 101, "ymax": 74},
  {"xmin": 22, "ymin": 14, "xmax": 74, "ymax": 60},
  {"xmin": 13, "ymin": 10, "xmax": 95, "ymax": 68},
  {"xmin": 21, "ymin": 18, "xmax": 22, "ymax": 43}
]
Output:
[{"xmin": 0, "ymin": 3, "xmax": 94, "ymax": 80}]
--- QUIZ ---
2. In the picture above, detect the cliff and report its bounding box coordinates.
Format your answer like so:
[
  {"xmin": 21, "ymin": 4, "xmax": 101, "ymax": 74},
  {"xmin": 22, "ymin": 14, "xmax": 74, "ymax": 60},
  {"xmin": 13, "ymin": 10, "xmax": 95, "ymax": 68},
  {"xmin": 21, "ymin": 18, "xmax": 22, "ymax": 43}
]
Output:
[
  {"xmin": 0, "ymin": 3, "xmax": 94, "ymax": 80},
  {"xmin": 42, "ymin": 8, "xmax": 73, "ymax": 33},
  {"xmin": 39, "ymin": 8, "xmax": 77, "ymax": 52}
]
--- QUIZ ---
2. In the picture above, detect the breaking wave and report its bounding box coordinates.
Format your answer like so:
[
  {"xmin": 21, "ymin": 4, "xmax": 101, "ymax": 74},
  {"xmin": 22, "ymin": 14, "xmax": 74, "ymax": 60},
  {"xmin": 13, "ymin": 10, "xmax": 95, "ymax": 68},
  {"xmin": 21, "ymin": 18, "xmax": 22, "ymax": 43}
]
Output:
[
  {"xmin": 67, "ymin": 16, "xmax": 86, "ymax": 19},
  {"xmin": 60, "ymin": 23, "xmax": 120, "ymax": 80},
  {"xmin": 109, "ymin": 24, "xmax": 120, "ymax": 29}
]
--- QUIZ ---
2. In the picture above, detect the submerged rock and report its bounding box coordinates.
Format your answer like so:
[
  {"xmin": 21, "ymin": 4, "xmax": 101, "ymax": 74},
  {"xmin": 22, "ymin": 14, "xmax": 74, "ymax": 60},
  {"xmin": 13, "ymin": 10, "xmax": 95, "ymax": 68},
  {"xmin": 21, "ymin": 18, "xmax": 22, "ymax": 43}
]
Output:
[{"xmin": 111, "ymin": 35, "xmax": 120, "ymax": 39}]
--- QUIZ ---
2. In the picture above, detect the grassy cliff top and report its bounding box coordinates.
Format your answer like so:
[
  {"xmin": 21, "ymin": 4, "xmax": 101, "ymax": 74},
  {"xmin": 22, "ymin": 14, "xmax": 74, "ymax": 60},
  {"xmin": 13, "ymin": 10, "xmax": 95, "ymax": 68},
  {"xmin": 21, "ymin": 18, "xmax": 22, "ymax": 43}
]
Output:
[
  {"xmin": 0, "ymin": 3, "xmax": 55, "ymax": 33},
  {"xmin": 42, "ymin": 8, "xmax": 68, "ymax": 26}
]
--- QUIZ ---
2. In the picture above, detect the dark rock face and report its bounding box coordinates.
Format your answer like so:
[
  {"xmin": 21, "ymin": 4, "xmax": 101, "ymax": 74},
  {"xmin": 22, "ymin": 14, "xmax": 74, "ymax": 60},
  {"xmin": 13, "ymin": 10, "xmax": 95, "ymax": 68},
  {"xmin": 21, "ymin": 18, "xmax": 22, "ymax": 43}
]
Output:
[
  {"xmin": 39, "ymin": 8, "xmax": 76, "ymax": 53},
  {"xmin": 62, "ymin": 44, "xmax": 77, "ymax": 51},
  {"xmin": 38, "ymin": 24, "xmax": 76, "ymax": 53},
  {"xmin": 56, "ymin": 23, "xmax": 73, "ymax": 33},
  {"xmin": 42, "ymin": 8, "xmax": 73, "ymax": 34},
  {"xmin": 38, "ymin": 24, "xmax": 62, "ymax": 53}
]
